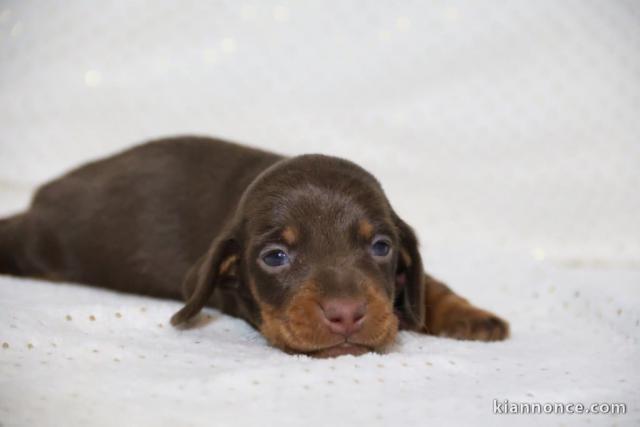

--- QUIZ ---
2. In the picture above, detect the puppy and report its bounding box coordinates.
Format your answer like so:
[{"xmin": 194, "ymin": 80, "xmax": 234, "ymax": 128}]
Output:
[{"xmin": 0, "ymin": 136, "xmax": 508, "ymax": 357}]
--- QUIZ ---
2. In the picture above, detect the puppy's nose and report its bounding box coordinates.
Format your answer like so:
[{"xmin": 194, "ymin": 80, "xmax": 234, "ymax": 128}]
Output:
[{"xmin": 321, "ymin": 299, "xmax": 367, "ymax": 337}]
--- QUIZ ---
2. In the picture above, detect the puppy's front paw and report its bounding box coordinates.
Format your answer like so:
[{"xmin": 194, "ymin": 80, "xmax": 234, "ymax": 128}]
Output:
[{"xmin": 437, "ymin": 306, "xmax": 510, "ymax": 341}]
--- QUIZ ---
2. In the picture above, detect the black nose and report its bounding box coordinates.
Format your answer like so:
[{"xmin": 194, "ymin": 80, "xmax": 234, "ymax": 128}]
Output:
[{"xmin": 321, "ymin": 299, "xmax": 367, "ymax": 337}]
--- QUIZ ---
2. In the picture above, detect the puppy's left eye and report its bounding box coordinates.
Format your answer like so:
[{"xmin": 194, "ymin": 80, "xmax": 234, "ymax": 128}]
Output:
[{"xmin": 370, "ymin": 236, "xmax": 392, "ymax": 258}]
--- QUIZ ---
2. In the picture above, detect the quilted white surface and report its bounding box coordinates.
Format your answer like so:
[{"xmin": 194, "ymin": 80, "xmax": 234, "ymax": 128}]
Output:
[{"xmin": 0, "ymin": 1, "xmax": 639, "ymax": 426}]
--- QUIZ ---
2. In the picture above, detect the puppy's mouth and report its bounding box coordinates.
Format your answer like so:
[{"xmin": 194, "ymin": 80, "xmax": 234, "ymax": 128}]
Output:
[{"xmin": 307, "ymin": 342, "xmax": 371, "ymax": 358}]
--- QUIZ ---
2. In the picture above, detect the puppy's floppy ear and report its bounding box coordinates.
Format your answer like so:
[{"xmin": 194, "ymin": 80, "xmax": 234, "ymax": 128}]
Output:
[
  {"xmin": 170, "ymin": 227, "xmax": 241, "ymax": 326},
  {"xmin": 393, "ymin": 213, "xmax": 426, "ymax": 330}
]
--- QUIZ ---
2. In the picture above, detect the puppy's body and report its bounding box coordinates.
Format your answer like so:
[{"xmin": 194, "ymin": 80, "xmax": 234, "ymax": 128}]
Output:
[
  {"xmin": 2, "ymin": 137, "xmax": 281, "ymax": 323},
  {"xmin": 0, "ymin": 136, "xmax": 509, "ymax": 356}
]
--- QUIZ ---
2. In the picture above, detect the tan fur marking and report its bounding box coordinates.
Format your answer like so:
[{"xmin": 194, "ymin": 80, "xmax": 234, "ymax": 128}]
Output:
[
  {"xmin": 399, "ymin": 248, "xmax": 412, "ymax": 267},
  {"xmin": 424, "ymin": 274, "xmax": 509, "ymax": 341},
  {"xmin": 358, "ymin": 219, "xmax": 374, "ymax": 240},
  {"xmin": 281, "ymin": 226, "xmax": 298, "ymax": 246},
  {"xmin": 218, "ymin": 254, "xmax": 238, "ymax": 276},
  {"xmin": 356, "ymin": 285, "xmax": 398, "ymax": 349},
  {"xmin": 259, "ymin": 305, "xmax": 289, "ymax": 350}
]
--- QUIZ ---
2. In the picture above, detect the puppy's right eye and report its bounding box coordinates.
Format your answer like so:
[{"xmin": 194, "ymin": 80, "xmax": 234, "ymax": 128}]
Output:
[
  {"xmin": 262, "ymin": 250, "xmax": 289, "ymax": 266},
  {"xmin": 258, "ymin": 246, "xmax": 291, "ymax": 271}
]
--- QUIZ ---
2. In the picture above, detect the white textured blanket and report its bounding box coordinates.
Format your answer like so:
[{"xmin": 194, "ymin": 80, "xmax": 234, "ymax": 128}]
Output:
[{"xmin": 1, "ymin": 245, "xmax": 638, "ymax": 426}]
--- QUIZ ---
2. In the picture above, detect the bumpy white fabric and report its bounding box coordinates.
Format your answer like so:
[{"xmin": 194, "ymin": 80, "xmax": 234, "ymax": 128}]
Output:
[{"xmin": 0, "ymin": 1, "xmax": 638, "ymax": 426}]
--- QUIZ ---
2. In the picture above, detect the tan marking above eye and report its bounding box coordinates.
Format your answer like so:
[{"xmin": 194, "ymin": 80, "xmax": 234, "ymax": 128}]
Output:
[
  {"xmin": 281, "ymin": 226, "xmax": 298, "ymax": 245},
  {"xmin": 358, "ymin": 219, "xmax": 374, "ymax": 240}
]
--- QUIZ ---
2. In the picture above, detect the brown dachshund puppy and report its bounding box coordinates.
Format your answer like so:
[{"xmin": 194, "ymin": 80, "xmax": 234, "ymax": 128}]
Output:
[{"xmin": 0, "ymin": 136, "xmax": 508, "ymax": 357}]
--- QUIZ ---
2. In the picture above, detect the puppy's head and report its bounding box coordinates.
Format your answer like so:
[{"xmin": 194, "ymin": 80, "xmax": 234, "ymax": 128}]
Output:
[{"xmin": 171, "ymin": 155, "xmax": 424, "ymax": 357}]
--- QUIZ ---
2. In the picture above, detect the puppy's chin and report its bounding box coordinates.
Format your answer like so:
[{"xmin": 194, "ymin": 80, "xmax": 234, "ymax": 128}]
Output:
[{"xmin": 308, "ymin": 343, "xmax": 372, "ymax": 358}]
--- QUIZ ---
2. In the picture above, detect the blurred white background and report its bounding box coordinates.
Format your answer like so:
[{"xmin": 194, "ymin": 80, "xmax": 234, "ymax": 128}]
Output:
[{"xmin": 1, "ymin": 0, "xmax": 639, "ymax": 264}]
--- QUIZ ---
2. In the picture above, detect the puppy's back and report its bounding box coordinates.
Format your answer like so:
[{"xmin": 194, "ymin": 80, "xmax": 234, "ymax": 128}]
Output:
[{"xmin": 1, "ymin": 136, "xmax": 282, "ymax": 299}]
